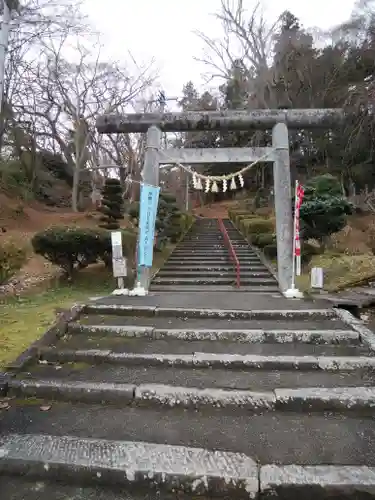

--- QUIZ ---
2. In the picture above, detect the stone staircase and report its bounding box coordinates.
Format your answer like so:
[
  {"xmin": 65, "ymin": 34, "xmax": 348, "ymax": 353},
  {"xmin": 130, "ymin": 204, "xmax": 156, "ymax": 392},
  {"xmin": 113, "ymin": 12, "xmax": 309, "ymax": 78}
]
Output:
[
  {"xmin": 2, "ymin": 217, "xmax": 375, "ymax": 498},
  {"xmin": 1, "ymin": 289, "xmax": 375, "ymax": 498},
  {"xmin": 151, "ymin": 217, "xmax": 279, "ymax": 292}
]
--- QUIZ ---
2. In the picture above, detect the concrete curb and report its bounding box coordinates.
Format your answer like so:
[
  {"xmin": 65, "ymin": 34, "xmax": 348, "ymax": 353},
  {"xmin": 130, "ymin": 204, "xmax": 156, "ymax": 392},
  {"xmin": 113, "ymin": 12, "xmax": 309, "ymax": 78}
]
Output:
[
  {"xmin": 0, "ymin": 433, "xmax": 259, "ymax": 497},
  {"xmin": 134, "ymin": 384, "xmax": 276, "ymax": 410},
  {"xmin": 83, "ymin": 303, "xmax": 336, "ymax": 319},
  {"xmin": 38, "ymin": 348, "xmax": 375, "ymax": 371},
  {"xmin": 68, "ymin": 323, "xmax": 155, "ymax": 337},
  {"xmin": 67, "ymin": 323, "xmax": 360, "ymax": 344},
  {"xmin": 1, "ymin": 433, "xmax": 375, "ymax": 497},
  {"xmin": 10, "ymin": 379, "xmax": 375, "ymax": 412},
  {"xmin": 260, "ymin": 464, "xmax": 375, "ymax": 498},
  {"xmin": 9, "ymin": 379, "xmax": 135, "ymax": 404},
  {"xmin": 274, "ymin": 387, "xmax": 375, "ymax": 412},
  {"xmin": 334, "ymin": 308, "xmax": 375, "ymax": 352}
]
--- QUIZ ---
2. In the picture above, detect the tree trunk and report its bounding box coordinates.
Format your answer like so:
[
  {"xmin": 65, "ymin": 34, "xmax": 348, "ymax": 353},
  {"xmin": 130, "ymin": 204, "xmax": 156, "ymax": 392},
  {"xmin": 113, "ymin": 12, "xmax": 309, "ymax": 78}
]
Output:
[
  {"xmin": 71, "ymin": 163, "xmax": 80, "ymax": 212},
  {"xmin": 119, "ymin": 166, "xmax": 127, "ymax": 190}
]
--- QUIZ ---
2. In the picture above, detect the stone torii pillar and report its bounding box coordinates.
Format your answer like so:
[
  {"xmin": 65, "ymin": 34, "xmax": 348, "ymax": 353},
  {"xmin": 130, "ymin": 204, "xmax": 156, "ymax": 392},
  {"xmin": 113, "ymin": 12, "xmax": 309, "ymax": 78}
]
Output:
[{"xmin": 96, "ymin": 108, "xmax": 343, "ymax": 295}]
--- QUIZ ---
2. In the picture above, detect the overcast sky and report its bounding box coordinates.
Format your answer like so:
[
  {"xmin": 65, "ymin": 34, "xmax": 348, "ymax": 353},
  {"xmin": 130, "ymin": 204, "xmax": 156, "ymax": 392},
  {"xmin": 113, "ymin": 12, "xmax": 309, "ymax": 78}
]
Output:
[{"xmin": 83, "ymin": 0, "xmax": 356, "ymax": 99}]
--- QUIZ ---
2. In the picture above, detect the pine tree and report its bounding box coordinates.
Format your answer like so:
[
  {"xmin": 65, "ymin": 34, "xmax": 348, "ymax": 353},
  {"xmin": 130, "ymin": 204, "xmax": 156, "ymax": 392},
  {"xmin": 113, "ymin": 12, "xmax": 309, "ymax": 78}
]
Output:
[{"xmin": 98, "ymin": 178, "xmax": 124, "ymax": 230}]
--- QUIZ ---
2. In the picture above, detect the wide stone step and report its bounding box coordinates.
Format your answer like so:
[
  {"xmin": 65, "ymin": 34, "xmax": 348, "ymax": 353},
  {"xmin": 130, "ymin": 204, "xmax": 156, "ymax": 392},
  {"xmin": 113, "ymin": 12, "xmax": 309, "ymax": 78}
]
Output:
[
  {"xmin": 152, "ymin": 277, "xmax": 276, "ymax": 285},
  {"xmin": 149, "ymin": 285, "xmax": 280, "ymax": 292},
  {"xmin": 176, "ymin": 247, "xmax": 228, "ymax": 252},
  {"xmin": 161, "ymin": 264, "xmax": 268, "ymax": 271},
  {"xmin": 2, "ymin": 404, "xmax": 375, "ymax": 467},
  {"xmin": 163, "ymin": 262, "xmax": 263, "ymax": 269},
  {"xmin": 182, "ymin": 234, "xmax": 225, "ymax": 242},
  {"xmin": 169, "ymin": 252, "xmax": 259, "ymax": 258},
  {"xmin": 83, "ymin": 303, "xmax": 338, "ymax": 321},
  {"xmin": 171, "ymin": 251, "xmax": 232, "ymax": 255},
  {"xmin": 38, "ymin": 346, "xmax": 375, "ymax": 372},
  {"xmin": 155, "ymin": 270, "xmax": 272, "ymax": 278},
  {"xmin": 182, "ymin": 233, "xmax": 225, "ymax": 242},
  {"xmin": 240, "ymin": 281, "xmax": 277, "ymax": 288},
  {"xmin": 5, "ymin": 469, "xmax": 374, "ymax": 500},
  {"xmin": 0, "ymin": 433, "xmax": 258, "ymax": 496},
  {"xmin": 178, "ymin": 240, "xmax": 225, "ymax": 244},
  {"xmin": 172, "ymin": 248, "xmax": 256, "ymax": 253},
  {"xmin": 176, "ymin": 248, "xmax": 231, "ymax": 251},
  {"xmin": 169, "ymin": 254, "xmax": 260, "ymax": 260},
  {"xmin": 76, "ymin": 313, "xmax": 346, "ymax": 330},
  {"xmin": 51, "ymin": 332, "xmax": 371, "ymax": 357},
  {"xmin": 169, "ymin": 254, "xmax": 233, "ymax": 259},
  {"xmin": 166, "ymin": 257, "xmax": 234, "ymax": 261},
  {"xmin": 68, "ymin": 323, "xmax": 360, "ymax": 344},
  {"xmin": 178, "ymin": 240, "xmax": 226, "ymax": 244},
  {"xmin": 166, "ymin": 257, "xmax": 260, "ymax": 263},
  {"xmin": 9, "ymin": 378, "xmax": 375, "ymax": 413},
  {"xmin": 19, "ymin": 361, "xmax": 375, "ymax": 392}
]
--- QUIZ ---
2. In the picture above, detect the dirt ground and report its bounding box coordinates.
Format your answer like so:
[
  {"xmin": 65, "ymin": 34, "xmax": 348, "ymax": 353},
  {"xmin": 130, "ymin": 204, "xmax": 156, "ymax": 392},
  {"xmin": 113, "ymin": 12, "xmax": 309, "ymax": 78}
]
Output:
[{"xmin": 0, "ymin": 193, "xmax": 132, "ymax": 296}]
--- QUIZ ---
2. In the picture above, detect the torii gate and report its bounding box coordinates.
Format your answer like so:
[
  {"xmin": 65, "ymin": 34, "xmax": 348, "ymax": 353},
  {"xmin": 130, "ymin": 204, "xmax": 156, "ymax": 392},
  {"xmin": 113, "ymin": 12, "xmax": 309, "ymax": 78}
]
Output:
[{"xmin": 96, "ymin": 108, "xmax": 343, "ymax": 295}]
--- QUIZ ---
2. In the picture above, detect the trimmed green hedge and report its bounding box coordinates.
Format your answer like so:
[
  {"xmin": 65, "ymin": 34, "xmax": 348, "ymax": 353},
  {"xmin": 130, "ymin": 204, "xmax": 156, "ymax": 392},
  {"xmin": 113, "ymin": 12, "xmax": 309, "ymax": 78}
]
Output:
[
  {"xmin": 229, "ymin": 209, "xmax": 276, "ymax": 256},
  {"xmin": 243, "ymin": 217, "xmax": 275, "ymax": 235},
  {"xmin": 251, "ymin": 233, "xmax": 276, "ymax": 248}
]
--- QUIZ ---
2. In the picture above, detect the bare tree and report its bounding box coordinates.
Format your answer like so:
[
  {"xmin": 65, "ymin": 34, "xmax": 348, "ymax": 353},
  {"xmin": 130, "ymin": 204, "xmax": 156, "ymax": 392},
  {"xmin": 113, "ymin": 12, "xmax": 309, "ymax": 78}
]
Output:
[
  {"xmin": 195, "ymin": 0, "xmax": 282, "ymax": 108},
  {"xmin": 1, "ymin": 0, "xmax": 89, "ymax": 151},
  {"xmin": 9, "ymin": 30, "xmax": 156, "ymax": 210}
]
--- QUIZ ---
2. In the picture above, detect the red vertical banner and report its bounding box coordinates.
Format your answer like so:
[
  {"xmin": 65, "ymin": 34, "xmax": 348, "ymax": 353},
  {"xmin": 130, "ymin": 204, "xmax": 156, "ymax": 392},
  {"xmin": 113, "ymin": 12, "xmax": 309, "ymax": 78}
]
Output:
[{"xmin": 294, "ymin": 182, "xmax": 304, "ymax": 276}]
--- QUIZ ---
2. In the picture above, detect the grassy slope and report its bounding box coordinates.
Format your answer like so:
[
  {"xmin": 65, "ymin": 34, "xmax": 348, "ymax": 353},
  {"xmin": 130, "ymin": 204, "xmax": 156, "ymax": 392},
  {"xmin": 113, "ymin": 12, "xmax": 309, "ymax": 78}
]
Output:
[{"xmin": 0, "ymin": 246, "xmax": 174, "ymax": 368}]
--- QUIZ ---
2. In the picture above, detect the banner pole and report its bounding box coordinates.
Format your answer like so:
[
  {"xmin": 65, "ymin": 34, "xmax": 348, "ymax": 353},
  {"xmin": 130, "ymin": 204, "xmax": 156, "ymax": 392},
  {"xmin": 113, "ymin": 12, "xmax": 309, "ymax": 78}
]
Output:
[
  {"xmin": 132, "ymin": 182, "xmax": 160, "ymax": 296},
  {"xmin": 134, "ymin": 125, "xmax": 161, "ymax": 295}
]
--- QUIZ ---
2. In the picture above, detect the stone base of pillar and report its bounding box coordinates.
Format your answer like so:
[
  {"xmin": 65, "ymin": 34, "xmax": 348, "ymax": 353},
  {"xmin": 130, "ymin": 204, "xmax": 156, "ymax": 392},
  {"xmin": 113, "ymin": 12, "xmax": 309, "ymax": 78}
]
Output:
[
  {"xmin": 283, "ymin": 287, "xmax": 304, "ymax": 299},
  {"xmin": 112, "ymin": 288, "xmax": 130, "ymax": 296},
  {"xmin": 129, "ymin": 283, "xmax": 148, "ymax": 296}
]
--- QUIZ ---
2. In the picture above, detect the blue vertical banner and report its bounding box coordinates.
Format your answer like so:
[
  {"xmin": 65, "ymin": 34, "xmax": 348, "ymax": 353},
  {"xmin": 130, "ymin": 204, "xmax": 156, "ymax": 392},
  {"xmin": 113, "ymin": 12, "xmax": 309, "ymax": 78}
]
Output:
[{"xmin": 138, "ymin": 183, "xmax": 160, "ymax": 267}]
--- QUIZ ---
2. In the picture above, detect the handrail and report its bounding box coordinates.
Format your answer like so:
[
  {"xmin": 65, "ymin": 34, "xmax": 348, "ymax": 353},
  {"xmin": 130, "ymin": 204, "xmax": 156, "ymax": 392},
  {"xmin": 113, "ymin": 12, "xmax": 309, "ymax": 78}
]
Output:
[{"xmin": 218, "ymin": 218, "xmax": 240, "ymax": 288}]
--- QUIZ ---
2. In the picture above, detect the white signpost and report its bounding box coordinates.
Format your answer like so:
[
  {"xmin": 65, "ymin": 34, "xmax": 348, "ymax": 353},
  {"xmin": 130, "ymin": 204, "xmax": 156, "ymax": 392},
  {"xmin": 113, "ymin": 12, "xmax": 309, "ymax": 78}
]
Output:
[
  {"xmin": 311, "ymin": 267, "xmax": 324, "ymax": 289},
  {"xmin": 111, "ymin": 231, "xmax": 128, "ymax": 295}
]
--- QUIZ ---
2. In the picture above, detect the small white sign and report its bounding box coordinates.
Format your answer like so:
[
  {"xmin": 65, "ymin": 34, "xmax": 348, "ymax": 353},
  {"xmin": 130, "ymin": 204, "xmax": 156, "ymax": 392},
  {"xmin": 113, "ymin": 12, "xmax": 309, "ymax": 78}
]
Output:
[
  {"xmin": 112, "ymin": 257, "xmax": 127, "ymax": 278},
  {"xmin": 112, "ymin": 244, "xmax": 123, "ymax": 259},
  {"xmin": 111, "ymin": 231, "xmax": 122, "ymax": 247},
  {"xmin": 311, "ymin": 267, "xmax": 324, "ymax": 289}
]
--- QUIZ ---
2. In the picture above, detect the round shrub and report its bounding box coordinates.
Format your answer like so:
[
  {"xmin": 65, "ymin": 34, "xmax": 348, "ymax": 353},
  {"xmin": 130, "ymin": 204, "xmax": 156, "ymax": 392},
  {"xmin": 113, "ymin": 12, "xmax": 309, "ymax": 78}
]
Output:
[
  {"xmin": 0, "ymin": 240, "xmax": 27, "ymax": 284},
  {"xmin": 32, "ymin": 226, "xmax": 136, "ymax": 278}
]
